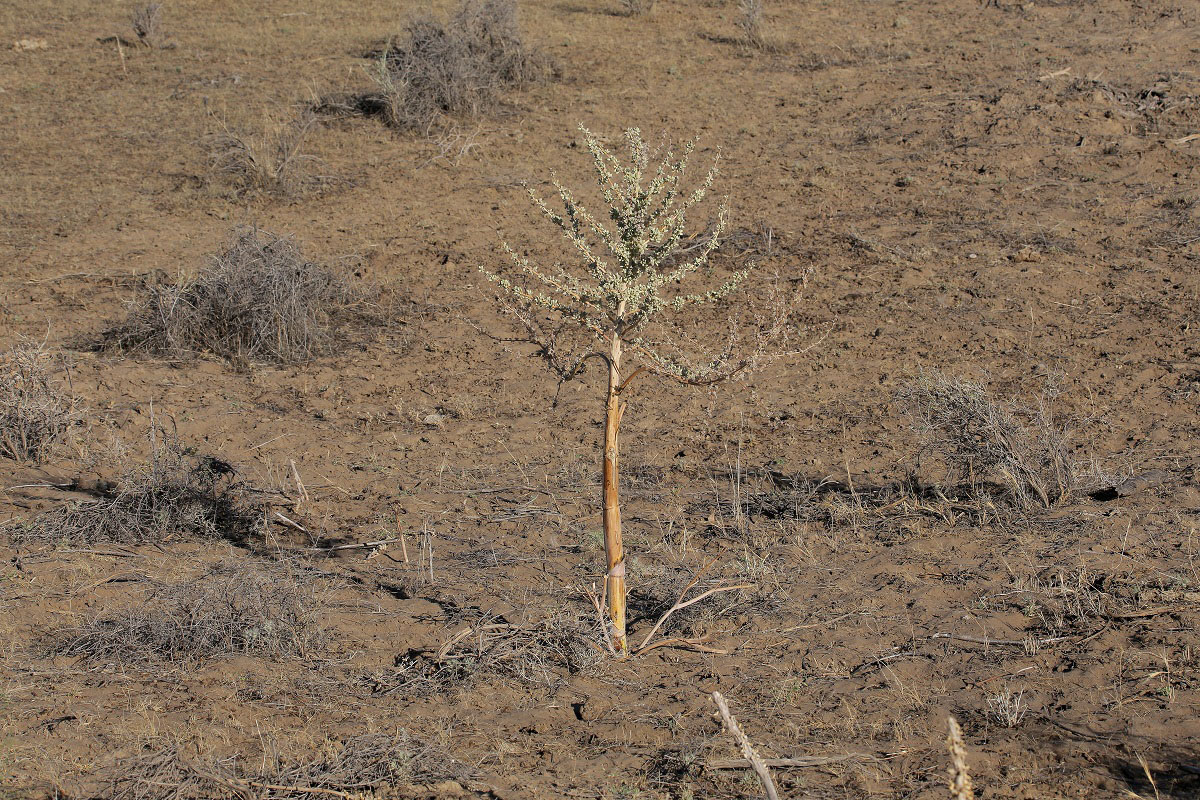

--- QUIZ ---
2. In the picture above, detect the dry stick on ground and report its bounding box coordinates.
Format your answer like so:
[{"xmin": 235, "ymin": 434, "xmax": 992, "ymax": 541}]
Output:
[
  {"xmin": 946, "ymin": 716, "xmax": 975, "ymax": 800},
  {"xmin": 480, "ymin": 125, "xmax": 796, "ymax": 655},
  {"xmin": 711, "ymin": 692, "xmax": 781, "ymax": 800}
]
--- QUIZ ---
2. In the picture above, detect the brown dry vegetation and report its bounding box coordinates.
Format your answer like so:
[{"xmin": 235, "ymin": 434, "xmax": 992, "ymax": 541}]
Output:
[{"xmin": 2, "ymin": 0, "xmax": 1199, "ymax": 799}]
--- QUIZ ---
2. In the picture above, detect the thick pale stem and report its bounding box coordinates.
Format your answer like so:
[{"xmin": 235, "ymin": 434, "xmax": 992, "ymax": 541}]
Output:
[{"xmin": 603, "ymin": 322, "xmax": 627, "ymax": 655}]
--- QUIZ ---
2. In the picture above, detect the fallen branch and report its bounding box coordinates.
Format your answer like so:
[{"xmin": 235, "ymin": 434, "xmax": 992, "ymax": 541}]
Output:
[
  {"xmin": 709, "ymin": 753, "xmax": 874, "ymax": 770},
  {"xmin": 318, "ymin": 536, "xmax": 402, "ymax": 552}
]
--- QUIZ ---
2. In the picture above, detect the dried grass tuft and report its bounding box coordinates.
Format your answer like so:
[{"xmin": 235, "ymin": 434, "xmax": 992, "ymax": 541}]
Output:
[
  {"xmin": 11, "ymin": 429, "xmax": 264, "ymax": 546},
  {"xmin": 737, "ymin": 0, "xmax": 765, "ymax": 47},
  {"xmin": 130, "ymin": 3, "xmax": 169, "ymax": 49},
  {"xmin": 0, "ymin": 344, "xmax": 84, "ymax": 464},
  {"xmin": 205, "ymin": 111, "xmax": 324, "ymax": 199},
  {"xmin": 370, "ymin": 610, "xmax": 599, "ymax": 695},
  {"xmin": 98, "ymin": 227, "xmax": 362, "ymax": 365},
  {"xmin": 47, "ymin": 561, "xmax": 324, "ymax": 665},
  {"xmin": 364, "ymin": 0, "xmax": 551, "ymax": 133},
  {"xmin": 93, "ymin": 731, "xmax": 469, "ymax": 799},
  {"xmin": 897, "ymin": 370, "xmax": 1076, "ymax": 511}
]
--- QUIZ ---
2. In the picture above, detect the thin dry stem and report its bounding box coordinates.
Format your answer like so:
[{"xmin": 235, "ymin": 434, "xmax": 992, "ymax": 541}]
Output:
[
  {"xmin": 711, "ymin": 692, "xmax": 780, "ymax": 800},
  {"xmin": 946, "ymin": 716, "xmax": 975, "ymax": 800}
]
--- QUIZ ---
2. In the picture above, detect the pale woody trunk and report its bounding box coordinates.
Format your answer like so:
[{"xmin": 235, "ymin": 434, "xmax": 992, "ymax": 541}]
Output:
[{"xmin": 602, "ymin": 311, "xmax": 627, "ymax": 654}]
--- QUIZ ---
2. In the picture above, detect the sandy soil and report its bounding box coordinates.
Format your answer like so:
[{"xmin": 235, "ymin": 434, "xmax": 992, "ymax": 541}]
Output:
[{"xmin": 2, "ymin": 0, "xmax": 1199, "ymax": 797}]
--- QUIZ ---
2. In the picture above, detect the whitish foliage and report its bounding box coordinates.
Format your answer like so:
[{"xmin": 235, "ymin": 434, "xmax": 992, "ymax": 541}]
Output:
[{"xmin": 482, "ymin": 125, "xmax": 770, "ymax": 384}]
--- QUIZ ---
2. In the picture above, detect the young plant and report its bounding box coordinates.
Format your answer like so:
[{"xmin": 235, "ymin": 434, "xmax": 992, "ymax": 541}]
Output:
[{"xmin": 481, "ymin": 126, "xmax": 789, "ymax": 654}]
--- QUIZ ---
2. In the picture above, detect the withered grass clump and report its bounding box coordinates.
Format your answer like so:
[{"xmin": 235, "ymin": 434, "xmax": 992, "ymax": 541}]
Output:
[
  {"xmin": 897, "ymin": 370, "xmax": 1076, "ymax": 511},
  {"xmin": 620, "ymin": 0, "xmax": 657, "ymax": 15},
  {"xmin": 95, "ymin": 733, "xmax": 469, "ymax": 799},
  {"xmin": 12, "ymin": 431, "xmax": 263, "ymax": 546},
  {"xmin": 0, "ymin": 344, "xmax": 84, "ymax": 464},
  {"xmin": 205, "ymin": 111, "xmax": 323, "ymax": 199},
  {"xmin": 737, "ymin": 0, "xmax": 766, "ymax": 48},
  {"xmin": 130, "ymin": 3, "xmax": 169, "ymax": 49},
  {"xmin": 100, "ymin": 228, "xmax": 360, "ymax": 364},
  {"xmin": 49, "ymin": 561, "xmax": 323, "ymax": 665},
  {"xmin": 366, "ymin": 0, "xmax": 552, "ymax": 132},
  {"xmin": 371, "ymin": 611, "xmax": 599, "ymax": 695}
]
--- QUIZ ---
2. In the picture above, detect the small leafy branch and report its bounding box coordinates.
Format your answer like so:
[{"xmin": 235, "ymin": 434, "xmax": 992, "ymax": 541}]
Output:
[{"xmin": 481, "ymin": 125, "xmax": 795, "ymax": 655}]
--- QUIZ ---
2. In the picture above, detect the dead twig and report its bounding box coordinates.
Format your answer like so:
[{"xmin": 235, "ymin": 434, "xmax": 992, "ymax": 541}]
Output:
[
  {"xmin": 711, "ymin": 692, "xmax": 780, "ymax": 800},
  {"xmin": 931, "ymin": 632, "xmax": 1071, "ymax": 647},
  {"xmin": 708, "ymin": 753, "xmax": 875, "ymax": 770}
]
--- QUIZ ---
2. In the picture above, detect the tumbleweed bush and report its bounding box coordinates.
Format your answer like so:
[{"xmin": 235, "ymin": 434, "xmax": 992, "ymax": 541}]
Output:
[
  {"xmin": 897, "ymin": 370, "xmax": 1076, "ymax": 510},
  {"xmin": 367, "ymin": 0, "xmax": 551, "ymax": 132},
  {"xmin": 12, "ymin": 429, "xmax": 264, "ymax": 546},
  {"xmin": 0, "ymin": 344, "xmax": 84, "ymax": 464},
  {"xmin": 99, "ymin": 227, "xmax": 360, "ymax": 364},
  {"xmin": 49, "ymin": 561, "xmax": 324, "ymax": 664}
]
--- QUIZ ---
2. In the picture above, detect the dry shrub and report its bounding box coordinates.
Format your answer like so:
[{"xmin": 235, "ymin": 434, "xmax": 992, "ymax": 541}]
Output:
[
  {"xmin": 99, "ymin": 228, "xmax": 361, "ymax": 364},
  {"xmin": 621, "ymin": 0, "xmax": 657, "ymax": 15},
  {"xmin": 206, "ymin": 111, "xmax": 323, "ymax": 199},
  {"xmin": 130, "ymin": 4, "xmax": 169, "ymax": 49},
  {"xmin": 48, "ymin": 561, "xmax": 323, "ymax": 665},
  {"xmin": 370, "ymin": 611, "xmax": 599, "ymax": 695},
  {"xmin": 12, "ymin": 430, "xmax": 264, "ymax": 546},
  {"xmin": 737, "ymin": 0, "xmax": 765, "ymax": 48},
  {"xmin": 92, "ymin": 732, "xmax": 468, "ymax": 800},
  {"xmin": 0, "ymin": 344, "xmax": 84, "ymax": 464},
  {"xmin": 897, "ymin": 370, "xmax": 1076, "ymax": 511},
  {"xmin": 366, "ymin": 0, "xmax": 551, "ymax": 132}
]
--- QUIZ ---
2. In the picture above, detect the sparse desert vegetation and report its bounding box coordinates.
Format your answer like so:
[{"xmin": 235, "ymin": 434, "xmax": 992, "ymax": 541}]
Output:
[
  {"xmin": 98, "ymin": 227, "xmax": 365, "ymax": 364},
  {"xmin": 360, "ymin": 0, "xmax": 552, "ymax": 133},
  {"xmin": 129, "ymin": 3, "xmax": 169, "ymax": 49},
  {"xmin": 0, "ymin": 343, "xmax": 84, "ymax": 463},
  {"xmin": 205, "ymin": 111, "xmax": 327, "ymax": 199},
  {"xmin": 12, "ymin": 427, "xmax": 265, "ymax": 546},
  {"xmin": 48, "ymin": 560, "xmax": 325, "ymax": 664},
  {"xmin": 2, "ymin": 0, "xmax": 1199, "ymax": 798}
]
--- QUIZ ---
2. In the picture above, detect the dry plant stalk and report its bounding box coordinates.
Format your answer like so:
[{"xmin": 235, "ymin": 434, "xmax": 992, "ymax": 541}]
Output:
[
  {"xmin": 711, "ymin": 691, "xmax": 780, "ymax": 800},
  {"xmin": 481, "ymin": 125, "xmax": 794, "ymax": 654},
  {"xmin": 946, "ymin": 716, "xmax": 975, "ymax": 800}
]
